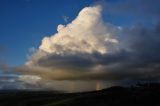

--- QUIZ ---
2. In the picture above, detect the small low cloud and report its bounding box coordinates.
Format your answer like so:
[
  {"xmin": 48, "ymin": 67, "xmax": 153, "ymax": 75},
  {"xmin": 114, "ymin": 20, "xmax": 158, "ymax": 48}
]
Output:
[{"xmin": 63, "ymin": 16, "xmax": 69, "ymax": 23}]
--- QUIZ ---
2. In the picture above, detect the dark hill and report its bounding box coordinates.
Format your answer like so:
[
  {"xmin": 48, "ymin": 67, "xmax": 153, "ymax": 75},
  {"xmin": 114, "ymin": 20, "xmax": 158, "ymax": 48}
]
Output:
[{"xmin": 0, "ymin": 83, "xmax": 160, "ymax": 106}]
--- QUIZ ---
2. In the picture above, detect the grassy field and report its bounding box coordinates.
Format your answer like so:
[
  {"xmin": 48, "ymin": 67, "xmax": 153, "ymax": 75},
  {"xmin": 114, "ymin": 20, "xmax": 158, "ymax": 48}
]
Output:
[{"xmin": 0, "ymin": 83, "xmax": 160, "ymax": 106}]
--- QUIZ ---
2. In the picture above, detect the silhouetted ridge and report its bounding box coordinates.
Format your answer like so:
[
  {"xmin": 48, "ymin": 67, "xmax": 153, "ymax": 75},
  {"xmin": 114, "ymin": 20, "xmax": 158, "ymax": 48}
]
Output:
[{"xmin": 0, "ymin": 83, "xmax": 159, "ymax": 106}]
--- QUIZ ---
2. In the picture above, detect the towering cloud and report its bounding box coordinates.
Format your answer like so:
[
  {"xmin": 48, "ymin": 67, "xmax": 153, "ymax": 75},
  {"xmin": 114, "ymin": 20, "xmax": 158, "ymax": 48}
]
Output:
[
  {"xmin": 29, "ymin": 5, "xmax": 118, "ymax": 58},
  {"xmin": 14, "ymin": 4, "xmax": 160, "ymax": 92},
  {"xmin": 21, "ymin": 5, "xmax": 119, "ymax": 81}
]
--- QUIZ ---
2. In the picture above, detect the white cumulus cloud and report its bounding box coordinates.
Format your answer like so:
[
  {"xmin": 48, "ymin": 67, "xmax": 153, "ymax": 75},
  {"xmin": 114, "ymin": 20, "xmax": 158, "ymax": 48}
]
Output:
[
  {"xmin": 26, "ymin": 5, "xmax": 119, "ymax": 67},
  {"xmin": 14, "ymin": 5, "xmax": 120, "ymax": 92}
]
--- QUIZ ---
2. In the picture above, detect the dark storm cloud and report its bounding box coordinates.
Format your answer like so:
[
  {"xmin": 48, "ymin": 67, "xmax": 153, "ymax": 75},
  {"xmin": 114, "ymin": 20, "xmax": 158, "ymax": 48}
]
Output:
[
  {"xmin": 123, "ymin": 23, "xmax": 160, "ymax": 67},
  {"xmin": 35, "ymin": 50, "xmax": 128, "ymax": 71},
  {"xmin": 110, "ymin": 22, "xmax": 160, "ymax": 81},
  {"xmin": 15, "ymin": 20, "xmax": 160, "ymax": 82},
  {"xmin": 26, "ymin": 22, "xmax": 160, "ymax": 81}
]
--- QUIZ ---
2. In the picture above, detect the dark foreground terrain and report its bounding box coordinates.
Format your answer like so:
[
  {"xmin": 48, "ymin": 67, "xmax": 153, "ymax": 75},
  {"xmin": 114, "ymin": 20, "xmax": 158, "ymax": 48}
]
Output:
[{"xmin": 0, "ymin": 83, "xmax": 160, "ymax": 106}]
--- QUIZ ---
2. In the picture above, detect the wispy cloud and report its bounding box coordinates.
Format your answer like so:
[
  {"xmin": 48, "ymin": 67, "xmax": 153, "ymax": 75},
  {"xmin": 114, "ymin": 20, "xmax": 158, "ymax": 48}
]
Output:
[{"xmin": 62, "ymin": 16, "xmax": 69, "ymax": 23}]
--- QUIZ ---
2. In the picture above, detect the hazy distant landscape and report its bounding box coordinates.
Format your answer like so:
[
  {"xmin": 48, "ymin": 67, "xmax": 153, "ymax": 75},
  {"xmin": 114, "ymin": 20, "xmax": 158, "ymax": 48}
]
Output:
[{"xmin": 0, "ymin": 83, "xmax": 160, "ymax": 106}]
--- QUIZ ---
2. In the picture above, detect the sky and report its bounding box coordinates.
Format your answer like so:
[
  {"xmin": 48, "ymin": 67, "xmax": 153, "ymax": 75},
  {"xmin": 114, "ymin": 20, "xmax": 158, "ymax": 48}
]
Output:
[{"xmin": 0, "ymin": 0, "xmax": 160, "ymax": 92}]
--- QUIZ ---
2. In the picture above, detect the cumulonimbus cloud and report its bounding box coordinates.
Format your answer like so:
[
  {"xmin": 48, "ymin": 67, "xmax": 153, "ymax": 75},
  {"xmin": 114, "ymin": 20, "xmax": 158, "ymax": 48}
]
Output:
[
  {"xmin": 13, "ymin": 4, "xmax": 160, "ymax": 92},
  {"xmin": 18, "ymin": 5, "xmax": 120, "ymax": 80}
]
